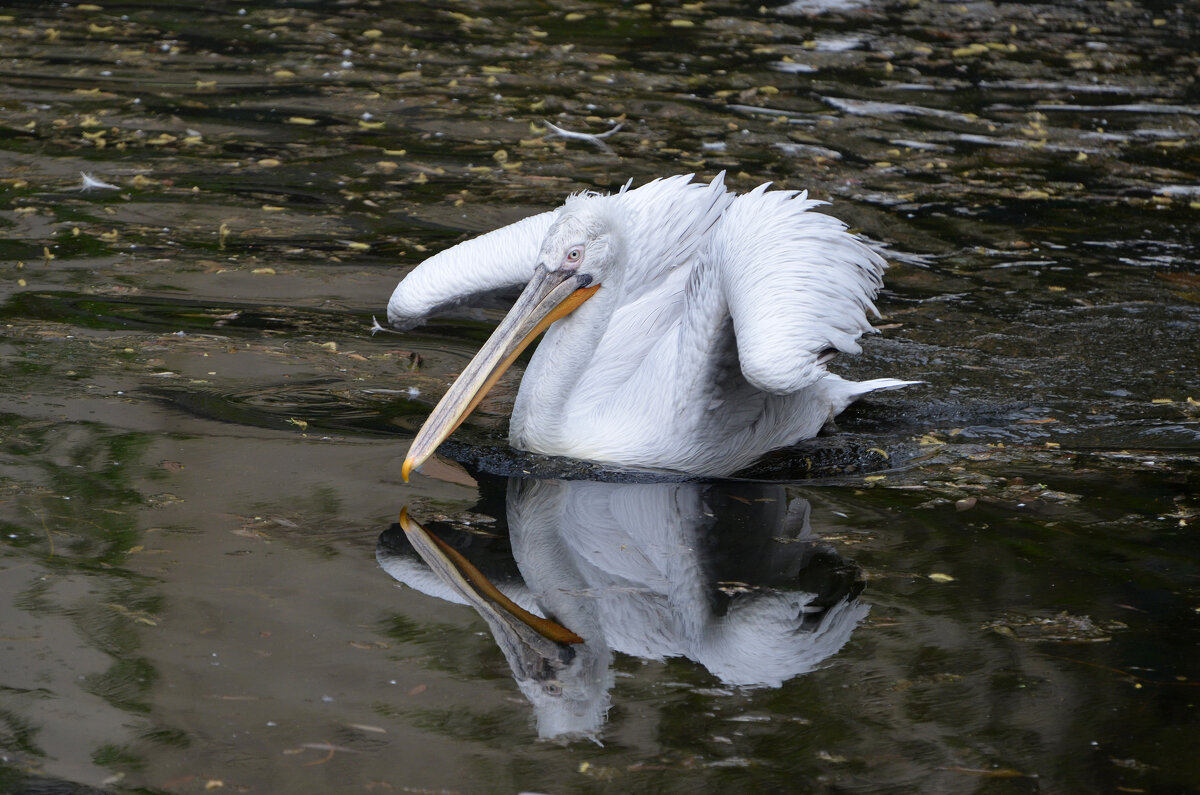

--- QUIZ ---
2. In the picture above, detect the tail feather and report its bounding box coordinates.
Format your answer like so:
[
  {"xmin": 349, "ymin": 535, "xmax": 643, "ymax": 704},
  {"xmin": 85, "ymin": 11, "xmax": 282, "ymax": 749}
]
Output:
[{"xmin": 824, "ymin": 375, "xmax": 920, "ymax": 417}]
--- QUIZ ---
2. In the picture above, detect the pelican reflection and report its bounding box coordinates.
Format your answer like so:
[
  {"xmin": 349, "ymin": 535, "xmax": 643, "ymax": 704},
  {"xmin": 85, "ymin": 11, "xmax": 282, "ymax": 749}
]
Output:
[{"xmin": 377, "ymin": 478, "xmax": 868, "ymax": 741}]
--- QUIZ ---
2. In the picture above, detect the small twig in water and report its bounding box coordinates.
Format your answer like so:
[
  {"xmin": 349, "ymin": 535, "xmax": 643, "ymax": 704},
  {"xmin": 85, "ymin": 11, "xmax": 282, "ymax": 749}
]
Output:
[
  {"xmin": 298, "ymin": 741, "xmax": 361, "ymax": 766},
  {"xmin": 34, "ymin": 509, "xmax": 54, "ymax": 556}
]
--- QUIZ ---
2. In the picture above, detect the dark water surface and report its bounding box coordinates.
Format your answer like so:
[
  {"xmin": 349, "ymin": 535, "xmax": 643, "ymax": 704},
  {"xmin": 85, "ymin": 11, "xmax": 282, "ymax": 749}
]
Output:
[{"xmin": 1, "ymin": 1, "xmax": 1198, "ymax": 792}]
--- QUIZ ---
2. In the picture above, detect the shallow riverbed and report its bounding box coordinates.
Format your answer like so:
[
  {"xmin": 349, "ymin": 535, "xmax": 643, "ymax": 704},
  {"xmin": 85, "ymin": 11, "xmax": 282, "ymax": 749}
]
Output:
[{"xmin": 1, "ymin": 1, "xmax": 1198, "ymax": 793}]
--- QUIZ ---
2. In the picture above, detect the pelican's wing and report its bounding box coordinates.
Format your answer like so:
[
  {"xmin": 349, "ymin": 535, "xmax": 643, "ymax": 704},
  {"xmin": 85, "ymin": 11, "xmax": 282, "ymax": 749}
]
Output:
[
  {"xmin": 712, "ymin": 186, "xmax": 887, "ymax": 394},
  {"xmin": 386, "ymin": 210, "xmax": 557, "ymax": 325},
  {"xmin": 608, "ymin": 173, "xmax": 734, "ymax": 294}
]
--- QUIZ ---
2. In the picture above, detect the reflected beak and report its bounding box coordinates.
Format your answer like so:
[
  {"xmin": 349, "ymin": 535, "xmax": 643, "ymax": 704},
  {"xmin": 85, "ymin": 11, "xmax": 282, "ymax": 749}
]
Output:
[
  {"xmin": 402, "ymin": 267, "xmax": 600, "ymax": 481},
  {"xmin": 398, "ymin": 507, "xmax": 584, "ymax": 647}
]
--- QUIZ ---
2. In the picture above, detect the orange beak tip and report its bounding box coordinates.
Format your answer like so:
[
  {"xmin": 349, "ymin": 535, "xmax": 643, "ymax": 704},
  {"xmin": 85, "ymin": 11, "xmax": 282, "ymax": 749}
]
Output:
[{"xmin": 401, "ymin": 457, "xmax": 415, "ymax": 483}]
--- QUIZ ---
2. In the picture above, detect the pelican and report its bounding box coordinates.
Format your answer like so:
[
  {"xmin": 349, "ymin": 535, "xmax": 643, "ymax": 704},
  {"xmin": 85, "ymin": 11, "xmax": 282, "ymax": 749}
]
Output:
[{"xmin": 387, "ymin": 172, "xmax": 913, "ymax": 479}]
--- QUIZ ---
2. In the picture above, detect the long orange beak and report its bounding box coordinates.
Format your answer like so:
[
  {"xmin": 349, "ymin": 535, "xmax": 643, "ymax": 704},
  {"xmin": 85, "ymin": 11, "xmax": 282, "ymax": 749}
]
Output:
[{"xmin": 402, "ymin": 268, "xmax": 599, "ymax": 481}]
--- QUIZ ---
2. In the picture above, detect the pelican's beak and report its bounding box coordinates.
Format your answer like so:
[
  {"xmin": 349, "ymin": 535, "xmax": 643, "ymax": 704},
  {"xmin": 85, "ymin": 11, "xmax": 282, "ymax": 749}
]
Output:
[{"xmin": 402, "ymin": 267, "xmax": 600, "ymax": 481}]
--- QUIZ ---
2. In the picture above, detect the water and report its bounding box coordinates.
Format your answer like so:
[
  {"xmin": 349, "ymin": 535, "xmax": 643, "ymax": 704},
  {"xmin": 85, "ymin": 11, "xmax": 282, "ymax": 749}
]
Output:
[{"xmin": 1, "ymin": 1, "xmax": 1197, "ymax": 792}]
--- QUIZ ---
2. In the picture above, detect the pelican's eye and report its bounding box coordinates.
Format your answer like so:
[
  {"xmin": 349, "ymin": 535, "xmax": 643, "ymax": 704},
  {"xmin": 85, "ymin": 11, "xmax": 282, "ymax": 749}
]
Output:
[{"xmin": 564, "ymin": 246, "xmax": 583, "ymax": 268}]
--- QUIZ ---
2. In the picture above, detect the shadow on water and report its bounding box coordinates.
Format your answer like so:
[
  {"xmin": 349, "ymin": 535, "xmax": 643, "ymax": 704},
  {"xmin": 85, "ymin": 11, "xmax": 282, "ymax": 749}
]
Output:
[{"xmin": 0, "ymin": 0, "xmax": 1197, "ymax": 792}]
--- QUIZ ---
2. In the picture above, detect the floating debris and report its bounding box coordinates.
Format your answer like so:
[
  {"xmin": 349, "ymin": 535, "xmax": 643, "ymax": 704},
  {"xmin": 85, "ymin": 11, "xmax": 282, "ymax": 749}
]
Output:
[
  {"xmin": 543, "ymin": 119, "xmax": 623, "ymax": 150},
  {"xmin": 984, "ymin": 612, "xmax": 1128, "ymax": 643},
  {"xmin": 79, "ymin": 171, "xmax": 119, "ymax": 191},
  {"xmin": 370, "ymin": 316, "xmax": 403, "ymax": 335}
]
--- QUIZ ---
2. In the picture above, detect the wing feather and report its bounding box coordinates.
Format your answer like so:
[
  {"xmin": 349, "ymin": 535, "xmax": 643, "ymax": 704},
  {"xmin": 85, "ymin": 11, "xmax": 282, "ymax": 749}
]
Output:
[
  {"xmin": 711, "ymin": 188, "xmax": 887, "ymax": 395},
  {"xmin": 607, "ymin": 173, "xmax": 734, "ymax": 297},
  {"xmin": 386, "ymin": 210, "xmax": 557, "ymax": 325}
]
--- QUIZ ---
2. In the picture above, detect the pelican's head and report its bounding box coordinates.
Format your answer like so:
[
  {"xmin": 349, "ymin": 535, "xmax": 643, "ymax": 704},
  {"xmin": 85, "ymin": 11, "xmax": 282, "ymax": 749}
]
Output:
[
  {"xmin": 401, "ymin": 197, "xmax": 623, "ymax": 481},
  {"xmin": 535, "ymin": 195, "xmax": 625, "ymax": 286}
]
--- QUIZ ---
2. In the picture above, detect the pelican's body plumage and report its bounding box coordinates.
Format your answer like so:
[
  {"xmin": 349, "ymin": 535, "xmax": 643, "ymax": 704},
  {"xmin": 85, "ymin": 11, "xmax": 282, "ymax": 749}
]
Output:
[{"xmin": 388, "ymin": 173, "xmax": 912, "ymax": 477}]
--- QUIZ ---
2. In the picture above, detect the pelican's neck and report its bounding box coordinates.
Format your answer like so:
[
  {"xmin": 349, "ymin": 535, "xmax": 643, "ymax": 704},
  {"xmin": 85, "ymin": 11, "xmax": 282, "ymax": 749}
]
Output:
[{"xmin": 508, "ymin": 283, "xmax": 617, "ymax": 452}]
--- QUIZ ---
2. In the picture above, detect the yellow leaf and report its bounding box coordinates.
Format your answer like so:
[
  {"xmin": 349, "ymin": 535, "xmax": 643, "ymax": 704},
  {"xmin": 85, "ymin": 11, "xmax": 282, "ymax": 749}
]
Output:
[{"xmin": 952, "ymin": 43, "xmax": 989, "ymax": 57}]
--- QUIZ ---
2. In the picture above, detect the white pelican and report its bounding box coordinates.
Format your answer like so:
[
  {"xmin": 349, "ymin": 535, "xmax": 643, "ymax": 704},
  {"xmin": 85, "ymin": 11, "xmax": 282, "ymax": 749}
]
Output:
[{"xmin": 387, "ymin": 172, "xmax": 913, "ymax": 479}]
